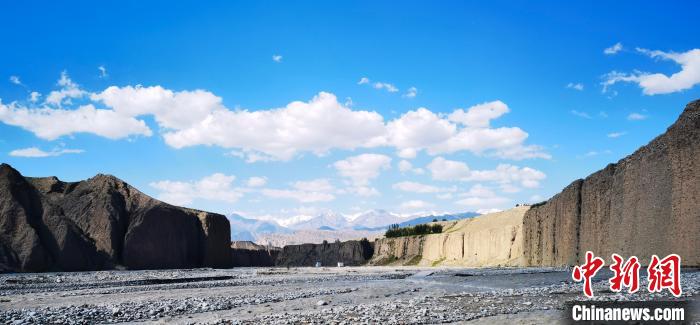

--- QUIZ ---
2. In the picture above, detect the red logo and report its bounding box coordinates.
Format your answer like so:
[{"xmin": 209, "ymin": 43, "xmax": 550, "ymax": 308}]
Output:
[
  {"xmin": 647, "ymin": 254, "xmax": 682, "ymax": 297},
  {"xmin": 609, "ymin": 254, "xmax": 640, "ymax": 293},
  {"xmin": 572, "ymin": 251, "xmax": 605, "ymax": 298},
  {"xmin": 572, "ymin": 252, "xmax": 682, "ymax": 297}
]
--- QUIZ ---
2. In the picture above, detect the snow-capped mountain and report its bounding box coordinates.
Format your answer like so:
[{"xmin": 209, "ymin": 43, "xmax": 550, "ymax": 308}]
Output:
[
  {"xmin": 286, "ymin": 211, "xmax": 350, "ymax": 230},
  {"xmin": 347, "ymin": 209, "xmax": 405, "ymax": 229}
]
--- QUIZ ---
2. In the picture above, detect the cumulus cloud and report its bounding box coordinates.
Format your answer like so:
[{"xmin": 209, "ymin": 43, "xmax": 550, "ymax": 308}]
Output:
[
  {"xmin": 403, "ymin": 86, "xmax": 418, "ymax": 98},
  {"xmin": 427, "ymin": 157, "xmax": 546, "ymax": 189},
  {"xmin": 334, "ymin": 153, "xmax": 391, "ymax": 186},
  {"xmin": 400, "ymin": 200, "xmax": 434, "ymax": 210},
  {"xmin": 392, "ymin": 181, "xmax": 454, "ymax": 193},
  {"xmin": 627, "ymin": 112, "xmax": 648, "ymax": 120},
  {"xmin": 292, "ymin": 178, "xmax": 334, "ymax": 192},
  {"xmin": 260, "ymin": 188, "xmax": 335, "ymax": 203},
  {"xmin": 46, "ymin": 71, "xmax": 87, "ymax": 106},
  {"xmin": 0, "ymin": 103, "xmax": 152, "ymax": 140},
  {"xmin": 566, "ymin": 82, "xmax": 584, "ymax": 91},
  {"xmin": 357, "ymin": 77, "xmax": 370, "ymax": 85},
  {"xmin": 0, "ymin": 73, "xmax": 547, "ymax": 162},
  {"xmin": 246, "ymin": 176, "xmax": 268, "ymax": 187},
  {"xmin": 272, "ymin": 55, "xmax": 283, "ymax": 63},
  {"xmin": 29, "ymin": 92, "xmax": 41, "ymax": 103},
  {"xmin": 9, "ymin": 147, "xmax": 84, "ymax": 158},
  {"xmin": 602, "ymin": 48, "xmax": 700, "ymax": 95},
  {"xmin": 387, "ymin": 101, "xmax": 549, "ymax": 160},
  {"xmin": 604, "ymin": 42, "xmax": 623, "ymax": 55},
  {"xmin": 397, "ymin": 160, "xmax": 424, "ymax": 174},
  {"xmin": 455, "ymin": 184, "xmax": 509, "ymax": 208},
  {"xmin": 150, "ymin": 173, "xmax": 242, "ymax": 206}
]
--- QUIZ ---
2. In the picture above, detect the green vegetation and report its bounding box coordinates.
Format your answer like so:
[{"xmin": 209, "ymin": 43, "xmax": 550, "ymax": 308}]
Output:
[
  {"xmin": 431, "ymin": 257, "xmax": 446, "ymax": 267},
  {"xmin": 405, "ymin": 255, "xmax": 422, "ymax": 266},
  {"xmin": 385, "ymin": 223, "xmax": 443, "ymax": 238}
]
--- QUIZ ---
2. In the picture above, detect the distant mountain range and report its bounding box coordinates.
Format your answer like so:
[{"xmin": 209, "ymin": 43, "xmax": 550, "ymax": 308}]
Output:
[{"xmin": 228, "ymin": 210, "xmax": 480, "ymax": 245}]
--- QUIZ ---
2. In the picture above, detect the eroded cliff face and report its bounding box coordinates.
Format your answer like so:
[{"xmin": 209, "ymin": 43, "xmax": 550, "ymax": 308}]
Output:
[
  {"xmin": 0, "ymin": 164, "xmax": 233, "ymax": 272},
  {"xmin": 523, "ymin": 99, "xmax": 700, "ymax": 266},
  {"xmin": 274, "ymin": 240, "xmax": 373, "ymax": 267},
  {"xmin": 370, "ymin": 207, "xmax": 528, "ymax": 267},
  {"xmin": 230, "ymin": 241, "xmax": 280, "ymax": 267}
]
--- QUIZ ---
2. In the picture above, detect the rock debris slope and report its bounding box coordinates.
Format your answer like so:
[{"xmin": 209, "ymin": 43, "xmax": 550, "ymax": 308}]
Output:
[
  {"xmin": 523, "ymin": 99, "xmax": 700, "ymax": 266},
  {"xmin": 0, "ymin": 164, "xmax": 232, "ymax": 272}
]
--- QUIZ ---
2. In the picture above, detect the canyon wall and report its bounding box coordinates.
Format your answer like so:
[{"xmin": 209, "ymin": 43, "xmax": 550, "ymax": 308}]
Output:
[
  {"xmin": 0, "ymin": 164, "xmax": 233, "ymax": 272},
  {"xmin": 369, "ymin": 207, "xmax": 528, "ymax": 267},
  {"xmin": 523, "ymin": 99, "xmax": 700, "ymax": 266},
  {"xmin": 231, "ymin": 241, "xmax": 279, "ymax": 267},
  {"xmin": 274, "ymin": 239, "xmax": 374, "ymax": 267}
]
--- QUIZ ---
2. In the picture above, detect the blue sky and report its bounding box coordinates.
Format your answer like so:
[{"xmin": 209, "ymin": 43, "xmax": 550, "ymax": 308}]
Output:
[{"xmin": 1, "ymin": 1, "xmax": 699, "ymax": 223}]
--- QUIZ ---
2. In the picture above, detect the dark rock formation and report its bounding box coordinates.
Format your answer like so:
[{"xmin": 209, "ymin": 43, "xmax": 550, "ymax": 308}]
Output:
[
  {"xmin": 0, "ymin": 165, "xmax": 233, "ymax": 272},
  {"xmin": 523, "ymin": 99, "xmax": 700, "ymax": 266},
  {"xmin": 274, "ymin": 239, "xmax": 374, "ymax": 267},
  {"xmin": 230, "ymin": 241, "xmax": 280, "ymax": 267}
]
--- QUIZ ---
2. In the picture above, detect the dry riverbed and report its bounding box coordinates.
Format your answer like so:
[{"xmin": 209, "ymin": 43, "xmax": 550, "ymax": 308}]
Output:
[{"xmin": 0, "ymin": 267, "xmax": 698, "ymax": 324}]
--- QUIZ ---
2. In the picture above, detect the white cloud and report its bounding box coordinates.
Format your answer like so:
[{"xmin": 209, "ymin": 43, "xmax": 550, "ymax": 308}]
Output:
[
  {"xmin": 455, "ymin": 184, "xmax": 509, "ymax": 209},
  {"xmin": 260, "ymin": 188, "xmax": 335, "ymax": 203},
  {"xmin": 150, "ymin": 173, "xmax": 242, "ymax": 206},
  {"xmin": 607, "ymin": 131, "xmax": 626, "ymax": 138},
  {"xmin": 570, "ymin": 110, "xmax": 592, "ymax": 119},
  {"xmin": 46, "ymin": 71, "xmax": 87, "ymax": 106},
  {"xmin": 98, "ymin": 66, "xmax": 108, "ymax": 78},
  {"xmin": 580, "ymin": 149, "xmax": 612, "ymax": 158},
  {"xmin": 627, "ymin": 112, "xmax": 648, "ymax": 121},
  {"xmin": 272, "ymin": 55, "xmax": 283, "ymax": 63},
  {"xmin": 427, "ymin": 157, "xmax": 546, "ymax": 189},
  {"xmin": 403, "ymin": 86, "xmax": 418, "ymax": 98},
  {"xmin": 392, "ymin": 181, "xmax": 454, "ymax": 193},
  {"xmin": 400, "ymin": 200, "xmax": 434, "ymax": 210},
  {"xmin": 9, "ymin": 76, "xmax": 22, "ymax": 86},
  {"xmin": 9, "ymin": 147, "xmax": 84, "ymax": 158},
  {"xmin": 344, "ymin": 186, "xmax": 380, "ymax": 197},
  {"xmin": 448, "ymin": 100, "xmax": 509, "ymax": 128},
  {"xmin": 373, "ymin": 82, "xmax": 399, "ymax": 93},
  {"xmin": 0, "ymin": 103, "xmax": 152, "ymax": 140},
  {"xmin": 161, "ymin": 92, "xmax": 386, "ymax": 161},
  {"xmin": 334, "ymin": 153, "xmax": 391, "ymax": 185},
  {"xmin": 602, "ymin": 48, "xmax": 700, "ymax": 95},
  {"xmin": 0, "ymin": 74, "xmax": 547, "ymax": 162},
  {"xmin": 29, "ymin": 92, "xmax": 41, "ymax": 103},
  {"xmin": 357, "ymin": 77, "xmax": 370, "ymax": 85},
  {"xmin": 387, "ymin": 101, "xmax": 548, "ymax": 160},
  {"xmin": 604, "ymin": 42, "xmax": 623, "ymax": 55},
  {"xmin": 566, "ymin": 82, "xmax": 584, "ymax": 91},
  {"xmin": 426, "ymin": 157, "xmax": 471, "ymax": 180},
  {"xmin": 436, "ymin": 193, "xmax": 453, "ymax": 200},
  {"xmin": 292, "ymin": 178, "xmax": 334, "ymax": 192},
  {"xmin": 397, "ymin": 159, "xmax": 424, "ymax": 174},
  {"xmin": 246, "ymin": 176, "xmax": 268, "ymax": 187},
  {"xmin": 92, "ymin": 85, "xmax": 226, "ymax": 129}
]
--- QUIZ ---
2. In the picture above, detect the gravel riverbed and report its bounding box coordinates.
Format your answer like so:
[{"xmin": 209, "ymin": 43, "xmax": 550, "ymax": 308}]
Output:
[{"xmin": 0, "ymin": 267, "xmax": 697, "ymax": 324}]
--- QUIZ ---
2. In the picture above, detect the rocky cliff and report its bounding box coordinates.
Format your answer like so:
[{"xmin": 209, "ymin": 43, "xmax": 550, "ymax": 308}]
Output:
[
  {"xmin": 230, "ymin": 241, "xmax": 280, "ymax": 267},
  {"xmin": 0, "ymin": 164, "xmax": 233, "ymax": 272},
  {"xmin": 370, "ymin": 207, "xmax": 528, "ymax": 267},
  {"xmin": 274, "ymin": 239, "xmax": 374, "ymax": 267},
  {"xmin": 523, "ymin": 99, "xmax": 700, "ymax": 266}
]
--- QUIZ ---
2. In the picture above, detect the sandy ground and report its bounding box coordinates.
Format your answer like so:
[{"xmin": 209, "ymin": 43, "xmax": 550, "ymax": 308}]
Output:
[{"xmin": 0, "ymin": 266, "xmax": 698, "ymax": 324}]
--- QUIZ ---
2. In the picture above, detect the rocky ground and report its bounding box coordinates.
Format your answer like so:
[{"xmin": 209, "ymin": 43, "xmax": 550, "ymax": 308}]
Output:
[{"xmin": 0, "ymin": 267, "xmax": 697, "ymax": 324}]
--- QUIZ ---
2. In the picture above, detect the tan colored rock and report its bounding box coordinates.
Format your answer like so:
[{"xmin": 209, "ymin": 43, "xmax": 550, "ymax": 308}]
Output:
[{"xmin": 370, "ymin": 207, "xmax": 528, "ymax": 267}]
